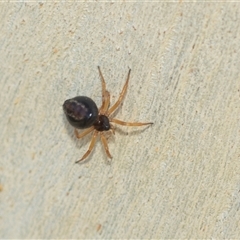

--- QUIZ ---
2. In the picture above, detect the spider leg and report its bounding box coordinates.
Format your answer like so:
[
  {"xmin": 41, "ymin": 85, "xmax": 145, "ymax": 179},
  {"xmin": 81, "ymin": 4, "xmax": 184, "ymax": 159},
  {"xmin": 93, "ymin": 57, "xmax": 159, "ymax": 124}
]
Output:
[
  {"xmin": 107, "ymin": 68, "xmax": 131, "ymax": 116},
  {"xmin": 76, "ymin": 130, "xmax": 98, "ymax": 163},
  {"xmin": 74, "ymin": 126, "xmax": 94, "ymax": 139},
  {"xmin": 100, "ymin": 132, "xmax": 112, "ymax": 159},
  {"xmin": 98, "ymin": 66, "xmax": 110, "ymax": 114},
  {"xmin": 110, "ymin": 123, "xmax": 115, "ymax": 135},
  {"xmin": 100, "ymin": 91, "xmax": 110, "ymax": 114},
  {"xmin": 111, "ymin": 118, "xmax": 153, "ymax": 127},
  {"xmin": 98, "ymin": 66, "xmax": 107, "ymax": 98}
]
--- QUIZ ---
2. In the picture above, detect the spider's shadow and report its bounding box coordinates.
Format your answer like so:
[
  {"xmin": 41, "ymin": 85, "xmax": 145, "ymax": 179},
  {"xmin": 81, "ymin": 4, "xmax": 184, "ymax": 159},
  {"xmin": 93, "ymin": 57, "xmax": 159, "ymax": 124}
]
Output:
[{"xmin": 113, "ymin": 124, "xmax": 152, "ymax": 136}]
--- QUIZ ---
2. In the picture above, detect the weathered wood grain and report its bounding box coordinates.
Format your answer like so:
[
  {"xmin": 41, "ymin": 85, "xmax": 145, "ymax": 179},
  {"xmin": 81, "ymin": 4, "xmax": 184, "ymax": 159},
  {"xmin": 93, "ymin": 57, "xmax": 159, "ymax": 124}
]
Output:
[{"xmin": 0, "ymin": 2, "xmax": 240, "ymax": 238}]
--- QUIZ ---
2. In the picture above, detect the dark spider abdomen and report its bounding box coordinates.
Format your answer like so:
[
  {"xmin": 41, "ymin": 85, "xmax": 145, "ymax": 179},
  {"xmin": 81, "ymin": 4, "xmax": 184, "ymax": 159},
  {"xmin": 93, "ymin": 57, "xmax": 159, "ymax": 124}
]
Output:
[
  {"xmin": 94, "ymin": 115, "xmax": 110, "ymax": 131},
  {"xmin": 63, "ymin": 96, "xmax": 98, "ymax": 129}
]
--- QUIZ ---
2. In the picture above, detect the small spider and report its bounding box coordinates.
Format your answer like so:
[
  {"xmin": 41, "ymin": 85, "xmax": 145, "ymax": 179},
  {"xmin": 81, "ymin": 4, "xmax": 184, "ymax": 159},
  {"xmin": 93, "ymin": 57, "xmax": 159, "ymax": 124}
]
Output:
[{"xmin": 63, "ymin": 66, "xmax": 153, "ymax": 163}]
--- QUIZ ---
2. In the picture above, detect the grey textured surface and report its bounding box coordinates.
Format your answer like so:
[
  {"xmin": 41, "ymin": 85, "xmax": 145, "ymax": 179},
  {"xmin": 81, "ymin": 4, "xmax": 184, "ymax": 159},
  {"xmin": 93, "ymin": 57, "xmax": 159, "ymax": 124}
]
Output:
[{"xmin": 1, "ymin": 2, "xmax": 240, "ymax": 239}]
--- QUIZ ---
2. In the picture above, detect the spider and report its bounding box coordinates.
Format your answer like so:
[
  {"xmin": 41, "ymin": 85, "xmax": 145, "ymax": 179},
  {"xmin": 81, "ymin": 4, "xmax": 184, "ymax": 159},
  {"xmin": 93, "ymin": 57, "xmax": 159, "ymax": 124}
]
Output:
[{"xmin": 63, "ymin": 66, "xmax": 153, "ymax": 163}]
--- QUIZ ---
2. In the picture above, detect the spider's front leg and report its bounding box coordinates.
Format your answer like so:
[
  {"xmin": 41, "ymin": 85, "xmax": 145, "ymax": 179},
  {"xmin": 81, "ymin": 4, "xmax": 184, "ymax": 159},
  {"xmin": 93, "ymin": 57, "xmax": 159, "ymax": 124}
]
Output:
[
  {"xmin": 98, "ymin": 66, "xmax": 110, "ymax": 114},
  {"xmin": 107, "ymin": 68, "xmax": 131, "ymax": 116}
]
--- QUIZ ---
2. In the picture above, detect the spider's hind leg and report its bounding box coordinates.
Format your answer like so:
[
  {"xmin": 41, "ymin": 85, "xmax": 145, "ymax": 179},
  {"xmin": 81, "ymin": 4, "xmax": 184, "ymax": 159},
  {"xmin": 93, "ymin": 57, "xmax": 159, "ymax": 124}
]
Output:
[
  {"xmin": 74, "ymin": 126, "xmax": 94, "ymax": 139},
  {"xmin": 76, "ymin": 130, "xmax": 98, "ymax": 163},
  {"xmin": 100, "ymin": 132, "xmax": 112, "ymax": 159}
]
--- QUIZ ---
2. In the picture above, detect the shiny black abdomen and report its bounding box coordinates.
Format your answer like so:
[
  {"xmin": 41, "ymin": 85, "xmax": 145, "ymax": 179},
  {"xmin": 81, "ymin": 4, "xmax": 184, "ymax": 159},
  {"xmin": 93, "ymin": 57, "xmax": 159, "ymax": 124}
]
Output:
[{"xmin": 63, "ymin": 96, "xmax": 98, "ymax": 129}]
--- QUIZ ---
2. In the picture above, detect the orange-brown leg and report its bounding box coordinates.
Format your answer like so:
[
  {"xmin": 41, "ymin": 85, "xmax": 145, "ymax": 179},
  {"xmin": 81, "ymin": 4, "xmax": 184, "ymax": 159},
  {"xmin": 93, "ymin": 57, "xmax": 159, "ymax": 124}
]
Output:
[
  {"xmin": 98, "ymin": 66, "xmax": 110, "ymax": 114},
  {"xmin": 111, "ymin": 118, "xmax": 153, "ymax": 126},
  {"xmin": 74, "ymin": 126, "xmax": 94, "ymax": 139},
  {"xmin": 100, "ymin": 91, "xmax": 110, "ymax": 114},
  {"xmin": 107, "ymin": 68, "xmax": 131, "ymax": 116},
  {"xmin": 100, "ymin": 133, "xmax": 112, "ymax": 159},
  {"xmin": 76, "ymin": 130, "xmax": 98, "ymax": 163},
  {"xmin": 98, "ymin": 66, "xmax": 107, "ymax": 98},
  {"xmin": 110, "ymin": 124, "xmax": 115, "ymax": 135}
]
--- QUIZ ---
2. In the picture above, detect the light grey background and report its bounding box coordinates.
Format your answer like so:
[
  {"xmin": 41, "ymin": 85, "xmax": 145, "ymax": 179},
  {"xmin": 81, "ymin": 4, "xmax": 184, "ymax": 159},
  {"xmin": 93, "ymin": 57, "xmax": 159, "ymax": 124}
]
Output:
[{"xmin": 1, "ymin": 2, "xmax": 240, "ymax": 239}]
